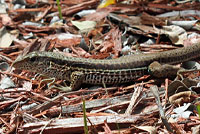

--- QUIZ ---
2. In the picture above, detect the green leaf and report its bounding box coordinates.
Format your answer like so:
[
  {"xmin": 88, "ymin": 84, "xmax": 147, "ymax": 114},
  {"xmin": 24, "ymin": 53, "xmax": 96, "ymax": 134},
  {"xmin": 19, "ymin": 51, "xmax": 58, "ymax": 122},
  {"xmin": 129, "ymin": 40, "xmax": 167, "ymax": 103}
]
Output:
[{"xmin": 197, "ymin": 105, "xmax": 200, "ymax": 118}]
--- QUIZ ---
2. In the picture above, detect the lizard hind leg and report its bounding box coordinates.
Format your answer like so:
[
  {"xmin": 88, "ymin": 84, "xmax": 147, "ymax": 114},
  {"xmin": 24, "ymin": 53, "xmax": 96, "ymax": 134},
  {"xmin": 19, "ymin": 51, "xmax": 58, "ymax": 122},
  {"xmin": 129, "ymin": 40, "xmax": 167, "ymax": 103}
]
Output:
[{"xmin": 148, "ymin": 61, "xmax": 182, "ymax": 78}]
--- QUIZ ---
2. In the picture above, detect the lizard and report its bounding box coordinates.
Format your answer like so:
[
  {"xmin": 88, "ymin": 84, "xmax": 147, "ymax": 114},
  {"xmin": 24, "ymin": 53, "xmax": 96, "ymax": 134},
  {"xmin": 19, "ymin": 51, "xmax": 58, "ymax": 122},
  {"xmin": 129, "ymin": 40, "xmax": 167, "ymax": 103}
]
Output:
[{"xmin": 12, "ymin": 43, "xmax": 200, "ymax": 91}]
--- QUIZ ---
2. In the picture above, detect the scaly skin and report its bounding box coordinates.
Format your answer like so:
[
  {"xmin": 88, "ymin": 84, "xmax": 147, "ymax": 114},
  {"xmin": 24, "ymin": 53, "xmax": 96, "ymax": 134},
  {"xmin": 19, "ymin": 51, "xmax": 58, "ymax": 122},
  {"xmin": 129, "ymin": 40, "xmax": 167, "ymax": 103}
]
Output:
[{"xmin": 12, "ymin": 43, "xmax": 200, "ymax": 90}]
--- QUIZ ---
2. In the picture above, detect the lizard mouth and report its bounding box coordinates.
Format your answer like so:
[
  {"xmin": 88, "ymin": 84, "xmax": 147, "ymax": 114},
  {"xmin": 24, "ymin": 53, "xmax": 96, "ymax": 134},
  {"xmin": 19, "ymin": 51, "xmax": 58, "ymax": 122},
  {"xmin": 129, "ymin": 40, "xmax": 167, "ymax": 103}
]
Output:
[
  {"xmin": 11, "ymin": 60, "xmax": 19, "ymax": 68},
  {"xmin": 11, "ymin": 62, "xmax": 22, "ymax": 69},
  {"xmin": 12, "ymin": 57, "xmax": 27, "ymax": 69},
  {"xmin": 12, "ymin": 58, "xmax": 22, "ymax": 68}
]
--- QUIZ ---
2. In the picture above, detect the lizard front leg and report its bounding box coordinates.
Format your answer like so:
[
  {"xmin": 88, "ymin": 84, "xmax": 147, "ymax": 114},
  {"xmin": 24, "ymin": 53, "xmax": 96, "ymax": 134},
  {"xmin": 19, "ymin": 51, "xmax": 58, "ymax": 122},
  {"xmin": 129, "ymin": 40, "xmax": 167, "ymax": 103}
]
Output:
[
  {"xmin": 69, "ymin": 71, "xmax": 85, "ymax": 91},
  {"xmin": 49, "ymin": 71, "xmax": 85, "ymax": 92}
]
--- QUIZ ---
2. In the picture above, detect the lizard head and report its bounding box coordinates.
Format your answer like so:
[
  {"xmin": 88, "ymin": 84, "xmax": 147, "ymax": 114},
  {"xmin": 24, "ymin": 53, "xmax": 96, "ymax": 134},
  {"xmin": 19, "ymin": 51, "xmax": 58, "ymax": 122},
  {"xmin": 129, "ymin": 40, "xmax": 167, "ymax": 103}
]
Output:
[{"xmin": 12, "ymin": 51, "xmax": 42, "ymax": 71}]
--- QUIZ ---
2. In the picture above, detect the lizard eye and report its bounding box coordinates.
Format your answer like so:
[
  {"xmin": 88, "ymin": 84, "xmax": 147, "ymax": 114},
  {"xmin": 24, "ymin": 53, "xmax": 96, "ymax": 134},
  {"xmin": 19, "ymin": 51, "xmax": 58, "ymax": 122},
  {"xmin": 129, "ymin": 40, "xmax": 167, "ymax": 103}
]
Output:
[{"xmin": 30, "ymin": 57, "xmax": 36, "ymax": 62}]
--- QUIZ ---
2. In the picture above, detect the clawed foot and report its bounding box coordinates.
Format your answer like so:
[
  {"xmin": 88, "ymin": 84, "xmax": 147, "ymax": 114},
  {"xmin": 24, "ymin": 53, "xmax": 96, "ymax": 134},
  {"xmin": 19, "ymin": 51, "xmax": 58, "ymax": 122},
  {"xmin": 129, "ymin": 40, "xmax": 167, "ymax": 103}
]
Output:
[
  {"xmin": 39, "ymin": 77, "xmax": 72, "ymax": 92},
  {"xmin": 49, "ymin": 84, "xmax": 72, "ymax": 92}
]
